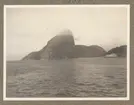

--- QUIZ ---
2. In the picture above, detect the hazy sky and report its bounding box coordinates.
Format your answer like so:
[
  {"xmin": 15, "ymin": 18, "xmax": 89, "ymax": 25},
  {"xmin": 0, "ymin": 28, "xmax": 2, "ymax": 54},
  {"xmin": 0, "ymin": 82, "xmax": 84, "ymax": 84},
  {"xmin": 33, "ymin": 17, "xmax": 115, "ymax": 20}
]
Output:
[{"xmin": 6, "ymin": 6, "xmax": 128, "ymax": 60}]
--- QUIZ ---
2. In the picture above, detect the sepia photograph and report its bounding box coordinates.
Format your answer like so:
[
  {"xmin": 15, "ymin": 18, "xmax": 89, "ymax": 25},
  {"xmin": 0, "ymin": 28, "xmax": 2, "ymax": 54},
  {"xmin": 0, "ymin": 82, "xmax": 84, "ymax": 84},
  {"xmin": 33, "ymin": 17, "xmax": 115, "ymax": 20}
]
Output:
[{"xmin": 4, "ymin": 5, "xmax": 130, "ymax": 100}]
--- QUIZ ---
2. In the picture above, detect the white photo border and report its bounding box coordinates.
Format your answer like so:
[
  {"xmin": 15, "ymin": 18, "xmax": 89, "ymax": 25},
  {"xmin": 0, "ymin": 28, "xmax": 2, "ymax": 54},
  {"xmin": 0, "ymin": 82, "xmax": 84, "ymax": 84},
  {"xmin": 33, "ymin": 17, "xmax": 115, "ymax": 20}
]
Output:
[{"xmin": 3, "ymin": 5, "xmax": 130, "ymax": 101}]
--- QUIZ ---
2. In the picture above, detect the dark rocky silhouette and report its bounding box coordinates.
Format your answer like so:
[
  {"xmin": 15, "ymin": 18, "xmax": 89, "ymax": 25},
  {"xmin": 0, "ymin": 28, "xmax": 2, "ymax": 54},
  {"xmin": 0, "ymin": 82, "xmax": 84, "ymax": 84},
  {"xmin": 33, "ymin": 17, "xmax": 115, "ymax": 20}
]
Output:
[
  {"xmin": 106, "ymin": 45, "xmax": 127, "ymax": 57},
  {"xmin": 72, "ymin": 45, "xmax": 106, "ymax": 58},
  {"xmin": 40, "ymin": 30, "xmax": 75, "ymax": 59},
  {"xmin": 22, "ymin": 29, "xmax": 107, "ymax": 60},
  {"xmin": 22, "ymin": 51, "xmax": 40, "ymax": 60}
]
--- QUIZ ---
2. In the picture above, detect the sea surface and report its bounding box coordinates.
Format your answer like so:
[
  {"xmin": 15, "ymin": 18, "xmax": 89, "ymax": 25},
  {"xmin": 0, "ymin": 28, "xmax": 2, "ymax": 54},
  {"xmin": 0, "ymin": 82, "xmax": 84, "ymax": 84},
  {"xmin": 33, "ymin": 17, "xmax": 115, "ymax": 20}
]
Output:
[{"xmin": 6, "ymin": 57, "xmax": 127, "ymax": 97}]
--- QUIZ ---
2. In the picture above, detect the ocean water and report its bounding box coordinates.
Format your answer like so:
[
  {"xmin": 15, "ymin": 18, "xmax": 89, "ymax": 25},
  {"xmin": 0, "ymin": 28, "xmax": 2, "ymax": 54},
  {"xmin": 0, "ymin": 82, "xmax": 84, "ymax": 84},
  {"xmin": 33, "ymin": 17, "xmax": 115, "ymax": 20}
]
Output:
[{"xmin": 6, "ymin": 57, "xmax": 127, "ymax": 97}]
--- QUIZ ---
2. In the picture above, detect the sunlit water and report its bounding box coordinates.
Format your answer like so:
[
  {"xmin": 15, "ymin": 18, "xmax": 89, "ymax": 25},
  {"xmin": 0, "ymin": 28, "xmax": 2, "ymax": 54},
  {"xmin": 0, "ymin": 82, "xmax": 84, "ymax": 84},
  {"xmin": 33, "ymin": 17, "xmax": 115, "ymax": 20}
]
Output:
[{"xmin": 6, "ymin": 57, "xmax": 127, "ymax": 97}]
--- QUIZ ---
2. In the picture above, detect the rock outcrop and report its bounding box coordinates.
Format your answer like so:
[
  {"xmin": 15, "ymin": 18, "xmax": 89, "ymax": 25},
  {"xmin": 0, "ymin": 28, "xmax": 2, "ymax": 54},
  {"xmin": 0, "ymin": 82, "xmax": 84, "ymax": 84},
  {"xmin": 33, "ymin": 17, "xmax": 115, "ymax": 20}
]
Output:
[
  {"xmin": 40, "ymin": 30, "xmax": 75, "ymax": 59},
  {"xmin": 22, "ymin": 29, "xmax": 106, "ymax": 60}
]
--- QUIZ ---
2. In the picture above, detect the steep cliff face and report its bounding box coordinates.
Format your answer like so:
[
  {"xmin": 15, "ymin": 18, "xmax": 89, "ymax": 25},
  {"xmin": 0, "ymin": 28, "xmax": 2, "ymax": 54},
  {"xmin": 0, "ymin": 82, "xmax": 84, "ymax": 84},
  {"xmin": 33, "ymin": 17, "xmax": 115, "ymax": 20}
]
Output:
[
  {"xmin": 40, "ymin": 30, "xmax": 75, "ymax": 59},
  {"xmin": 22, "ymin": 30, "xmax": 106, "ymax": 60}
]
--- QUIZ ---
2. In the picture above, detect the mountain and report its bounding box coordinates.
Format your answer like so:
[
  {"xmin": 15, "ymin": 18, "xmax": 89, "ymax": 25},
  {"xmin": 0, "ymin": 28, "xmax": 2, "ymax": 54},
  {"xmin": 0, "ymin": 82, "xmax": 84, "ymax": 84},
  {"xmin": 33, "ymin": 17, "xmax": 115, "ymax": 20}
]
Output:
[
  {"xmin": 106, "ymin": 45, "xmax": 127, "ymax": 57},
  {"xmin": 22, "ymin": 29, "xmax": 106, "ymax": 60},
  {"xmin": 40, "ymin": 30, "xmax": 75, "ymax": 59}
]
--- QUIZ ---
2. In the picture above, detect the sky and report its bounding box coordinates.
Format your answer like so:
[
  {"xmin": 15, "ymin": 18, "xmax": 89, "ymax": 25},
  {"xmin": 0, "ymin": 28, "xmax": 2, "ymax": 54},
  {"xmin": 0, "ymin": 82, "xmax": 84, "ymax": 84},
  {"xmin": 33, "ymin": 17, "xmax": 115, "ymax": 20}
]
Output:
[{"xmin": 6, "ymin": 6, "xmax": 129, "ymax": 60}]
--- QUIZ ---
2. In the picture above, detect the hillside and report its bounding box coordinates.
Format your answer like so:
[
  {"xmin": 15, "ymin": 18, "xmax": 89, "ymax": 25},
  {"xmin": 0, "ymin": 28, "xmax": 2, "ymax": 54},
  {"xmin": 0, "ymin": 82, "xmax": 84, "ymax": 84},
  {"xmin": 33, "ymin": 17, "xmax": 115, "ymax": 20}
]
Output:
[{"xmin": 106, "ymin": 45, "xmax": 127, "ymax": 57}]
